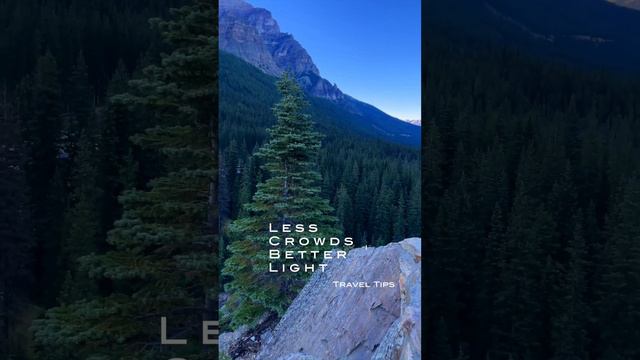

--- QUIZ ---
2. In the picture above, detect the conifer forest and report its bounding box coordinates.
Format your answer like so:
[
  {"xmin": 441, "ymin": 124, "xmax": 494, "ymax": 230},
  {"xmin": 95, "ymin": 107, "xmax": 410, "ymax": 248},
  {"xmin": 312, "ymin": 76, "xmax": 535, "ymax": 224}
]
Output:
[
  {"xmin": 424, "ymin": 23, "xmax": 640, "ymax": 360},
  {"xmin": 1, "ymin": 1, "xmax": 218, "ymax": 358},
  {"xmin": 0, "ymin": 0, "xmax": 421, "ymax": 358},
  {"xmin": 3, "ymin": 0, "xmax": 640, "ymax": 359}
]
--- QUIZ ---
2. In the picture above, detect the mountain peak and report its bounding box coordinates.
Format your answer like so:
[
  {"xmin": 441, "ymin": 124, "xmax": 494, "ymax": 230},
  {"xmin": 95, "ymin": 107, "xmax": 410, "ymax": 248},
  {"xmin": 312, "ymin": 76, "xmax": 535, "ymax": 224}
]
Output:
[
  {"xmin": 219, "ymin": 0, "xmax": 342, "ymax": 100},
  {"xmin": 220, "ymin": 1, "xmax": 421, "ymax": 146},
  {"xmin": 219, "ymin": 0, "xmax": 253, "ymax": 11}
]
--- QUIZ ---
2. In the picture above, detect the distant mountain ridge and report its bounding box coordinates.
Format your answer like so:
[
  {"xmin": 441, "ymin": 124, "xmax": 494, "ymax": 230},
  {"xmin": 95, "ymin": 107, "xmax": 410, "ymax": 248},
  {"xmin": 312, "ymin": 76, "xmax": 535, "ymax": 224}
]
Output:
[
  {"xmin": 219, "ymin": 0, "xmax": 343, "ymax": 100},
  {"xmin": 219, "ymin": 0, "xmax": 420, "ymax": 147},
  {"xmin": 426, "ymin": 0, "xmax": 640, "ymax": 73}
]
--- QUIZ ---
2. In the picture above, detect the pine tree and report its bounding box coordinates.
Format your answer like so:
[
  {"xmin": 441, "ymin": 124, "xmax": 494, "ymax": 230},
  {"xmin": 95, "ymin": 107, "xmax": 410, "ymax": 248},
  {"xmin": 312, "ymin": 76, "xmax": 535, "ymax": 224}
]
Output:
[
  {"xmin": 423, "ymin": 119, "xmax": 443, "ymax": 223},
  {"xmin": 392, "ymin": 192, "xmax": 407, "ymax": 242},
  {"xmin": 551, "ymin": 211, "xmax": 590, "ymax": 359},
  {"xmin": 548, "ymin": 162, "xmax": 577, "ymax": 256},
  {"xmin": 224, "ymin": 139, "xmax": 241, "ymax": 217},
  {"xmin": 432, "ymin": 317, "xmax": 454, "ymax": 360},
  {"xmin": 482, "ymin": 204, "xmax": 505, "ymax": 351},
  {"xmin": 406, "ymin": 180, "xmax": 421, "ymax": 237},
  {"xmin": 60, "ymin": 52, "xmax": 94, "ymax": 164},
  {"xmin": 32, "ymin": 1, "xmax": 218, "ymax": 358},
  {"xmin": 97, "ymin": 61, "xmax": 134, "ymax": 234},
  {"xmin": 492, "ymin": 174, "xmax": 553, "ymax": 359},
  {"xmin": 58, "ymin": 132, "xmax": 101, "ymax": 304},
  {"xmin": 68, "ymin": 52, "xmax": 93, "ymax": 129},
  {"xmin": 222, "ymin": 74, "xmax": 340, "ymax": 328},
  {"xmin": 0, "ymin": 93, "xmax": 34, "ymax": 358},
  {"xmin": 237, "ymin": 156, "xmax": 257, "ymax": 216},
  {"xmin": 354, "ymin": 178, "xmax": 373, "ymax": 245},
  {"xmin": 20, "ymin": 51, "xmax": 66, "ymax": 305},
  {"xmin": 335, "ymin": 184, "xmax": 354, "ymax": 236},
  {"xmin": 598, "ymin": 175, "xmax": 640, "ymax": 359},
  {"xmin": 373, "ymin": 184, "xmax": 394, "ymax": 245}
]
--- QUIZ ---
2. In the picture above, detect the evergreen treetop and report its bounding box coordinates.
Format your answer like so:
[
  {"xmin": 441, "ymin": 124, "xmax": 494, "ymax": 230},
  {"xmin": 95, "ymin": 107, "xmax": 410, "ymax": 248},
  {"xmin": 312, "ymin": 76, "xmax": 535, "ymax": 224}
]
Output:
[{"xmin": 222, "ymin": 74, "xmax": 340, "ymax": 329}]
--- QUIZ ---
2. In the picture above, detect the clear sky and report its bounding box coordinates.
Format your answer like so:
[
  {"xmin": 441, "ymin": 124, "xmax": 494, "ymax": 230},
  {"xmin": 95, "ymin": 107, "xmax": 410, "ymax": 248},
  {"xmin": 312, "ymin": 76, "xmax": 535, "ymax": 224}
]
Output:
[{"xmin": 248, "ymin": 0, "xmax": 421, "ymax": 121}]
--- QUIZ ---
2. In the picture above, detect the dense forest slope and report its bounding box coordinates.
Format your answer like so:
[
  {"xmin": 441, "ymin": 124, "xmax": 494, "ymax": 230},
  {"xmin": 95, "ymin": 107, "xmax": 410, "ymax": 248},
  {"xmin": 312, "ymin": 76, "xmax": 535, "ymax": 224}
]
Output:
[
  {"xmin": 0, "ymin": 0, "xmax": 185, "ymax": 91},
  {"xmin": 0, "ymin": 1, "xmax": 202, "ymax": 358},
  {"xmin": 424, "ymin": 5, "xmax": 640, "ymax": 360},
  {"xmin": 426, "ymin": 0, "xmax": 640, "ymax": 72}
]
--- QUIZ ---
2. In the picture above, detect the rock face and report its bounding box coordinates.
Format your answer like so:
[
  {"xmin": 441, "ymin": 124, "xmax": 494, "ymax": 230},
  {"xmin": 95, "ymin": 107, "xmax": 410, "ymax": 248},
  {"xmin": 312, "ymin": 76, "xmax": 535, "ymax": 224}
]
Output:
[
  {"xmin": 220, "ymin": 238, "xmax": 421, "ymax": 360},
  {"xmin": 219, "ymin": 0, "xmax": 343, "ymax": 100},
  {"xmin": 371, "ymin": 240, "xmax": 422, "ymax": 360},
  {"xmin": 219, "ymin": 0, "xmax": 422, "ymax": 148}
]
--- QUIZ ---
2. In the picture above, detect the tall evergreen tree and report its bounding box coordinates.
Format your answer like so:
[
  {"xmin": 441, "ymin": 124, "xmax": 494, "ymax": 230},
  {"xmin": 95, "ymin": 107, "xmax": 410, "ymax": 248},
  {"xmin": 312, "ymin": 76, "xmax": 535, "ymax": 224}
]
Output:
[
  {"xmin": 97, "ymin": 61, "xmax": 134, "ymax": 235},
  {"xmin": 392, "ymin": 192, "xmax": 407, "ymax": 242},
  {"xmin": 481, "ymin": 204, "xmax": 505, "ymax": 353},
  {"xmin": 0, "ymin": 93, "xmax": 34, "ymax": 358},
  {"xmin": 373, "ymin": 184, "xmax": 394, "ymax": 245},
  {"xmin": 58, "ymin": 132, "xmax": 101, "ymax": 305},
  {"xmin": 407, "ymin": 180, "xmax": 422, "ymax": 237},
  {"xmin": 598, "ymin": 175, "xmax": 640, "ymax": 359},
  {"xmin": 551, "ymin": 211, "xmax": 590, "ymax": 359},
  {"xmin": 335, "ymin": 184, "xmax": 354, "ymax": 236},
  {"xmin": 222, "ymin": 74, "xmax": 340, "ymax": 329},
  {"xmin": 67, "ymin": 52, "xmax": 93, "ymax": 129},
  {"xmin": 492, "ymin": 176, "xmax": 553, "ymax": 359},
  {"xmin": 20, "ymin": 51, "xmax": 66, "ymax": 305},
  {"xmin": 32, "ymin": 1, "xmax": 217, "ymax": 358},
  {"xmin": 237, "ymin": 156, "xmax": 257, "ymax": 217}
]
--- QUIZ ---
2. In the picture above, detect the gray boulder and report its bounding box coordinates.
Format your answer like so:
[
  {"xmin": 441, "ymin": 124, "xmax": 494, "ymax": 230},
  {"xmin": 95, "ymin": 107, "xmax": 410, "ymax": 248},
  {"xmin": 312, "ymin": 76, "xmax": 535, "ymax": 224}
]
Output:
[
  {"xmin": 256, "ymin": 238, "xmax": 422, "ymax": 360},
  {"xmin": 372, "ymin": 239, "xmax": 422, "ymax": 360}
]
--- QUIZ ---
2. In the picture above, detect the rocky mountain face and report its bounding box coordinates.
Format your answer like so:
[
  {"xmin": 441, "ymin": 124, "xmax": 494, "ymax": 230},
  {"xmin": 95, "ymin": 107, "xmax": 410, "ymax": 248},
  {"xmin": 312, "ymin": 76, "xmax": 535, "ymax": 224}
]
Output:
[
  {"xmin": 220, "ymin": 0, "xmax": 421, "ymax": 147},
  {"xmin": 219, "ymin": 0, "xmax": 343, "ymax": 100},
  {"xmin": 219, "ymin": 238, "xmax": 422, "ymax": 360}
]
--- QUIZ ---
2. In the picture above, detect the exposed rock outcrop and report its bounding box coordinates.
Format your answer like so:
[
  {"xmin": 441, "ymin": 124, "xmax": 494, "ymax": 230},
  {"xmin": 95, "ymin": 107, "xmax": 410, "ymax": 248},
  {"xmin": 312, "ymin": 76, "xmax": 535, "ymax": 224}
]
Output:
[
  {"xmin": 371, "ymin": 240, "xmax": 422, "ymax": 360},
  {"xmin": 220, "ymin": 238, "xmax": 421, "ymax": 360},
  {"xmin": 219, "ymin": 313, "xmax": 278, "ymax": 360},
  {"xmin": 219, "ymin": 0, "xmax": 343, "ymax": 100}
]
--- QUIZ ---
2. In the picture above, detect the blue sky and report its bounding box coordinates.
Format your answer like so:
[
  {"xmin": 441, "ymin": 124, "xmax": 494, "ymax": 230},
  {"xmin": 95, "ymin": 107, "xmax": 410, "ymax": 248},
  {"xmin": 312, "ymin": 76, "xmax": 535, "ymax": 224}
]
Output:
[{"xmin": 249, "ymin": 0, "xmax": 421, "ymax": 121}]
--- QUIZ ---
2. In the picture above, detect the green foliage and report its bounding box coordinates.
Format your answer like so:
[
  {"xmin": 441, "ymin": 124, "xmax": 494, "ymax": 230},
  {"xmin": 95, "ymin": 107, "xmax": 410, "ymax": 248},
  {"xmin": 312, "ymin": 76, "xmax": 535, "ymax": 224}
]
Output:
[
  {"xmin": 0, "ymin": 89, "xmax": 34, "ymax": 358},
  {"xmin": 551, "ymin": 212, "xmax": 590, "ymax": 360},
  {"xmin": 222, "ymin": 75, "xmax": 340, "ymax": 328},
  {"xmin": 19, "ymin": 51, "xmax": 67, "ymax": 306},
  {"xmin": 31, "ymin": 1, "xmax": 217, "ymax": 358},
  {"xmin": 425, "ymin": 32, "xmax": 640, "ymax": 360},
  {"xmin": 58, "ymin": 132, "xmax": 101, "ymax": 305},
  {"xmin": 598, "ymin": 175, "xmax": 640, "ymax": 359},
  {"xmin": 0, "ymin": 0, "xmax": 185, "ymax": 90},
  {"xmin": 219, "ymin": 52, "xmax": 421, "ymax": 249}
]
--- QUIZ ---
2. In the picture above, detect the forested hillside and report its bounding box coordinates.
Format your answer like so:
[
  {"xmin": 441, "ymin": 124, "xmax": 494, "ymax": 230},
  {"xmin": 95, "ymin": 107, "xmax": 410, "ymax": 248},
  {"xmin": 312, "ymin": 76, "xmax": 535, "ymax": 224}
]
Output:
[
  {"xmin": 0, "ymin": 0, "xmax": 186, "ymax": 91},
  {"xmin": 425, "ymin": 0, "xmax": 640, "ymax": 73},
  {"xmin": 219, "ymin": 52, "xmax": 421, "ymax": 260},
  {"xmin": 0, "ymin": 1, "xmax": 219, "ymax": 359},
  {"xmin": 424, "ymin": 32, "xmax": 640, "ymax": 360}
]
